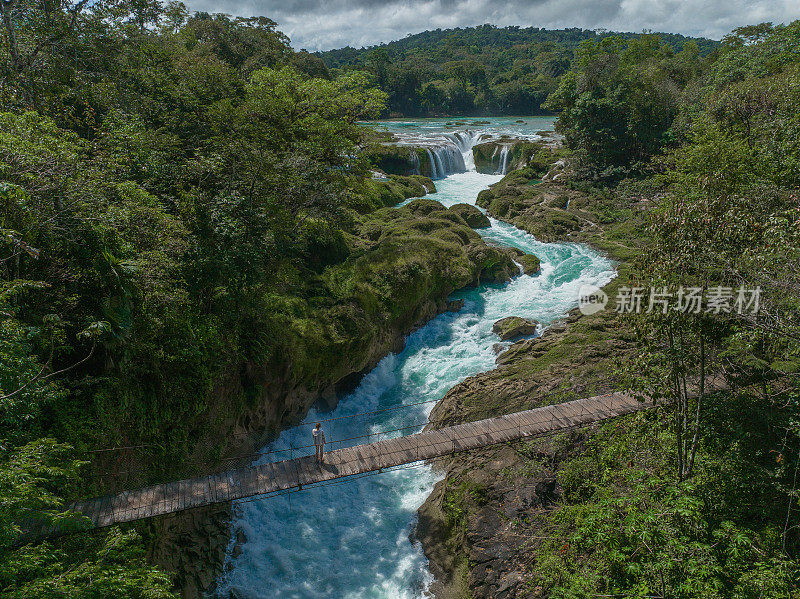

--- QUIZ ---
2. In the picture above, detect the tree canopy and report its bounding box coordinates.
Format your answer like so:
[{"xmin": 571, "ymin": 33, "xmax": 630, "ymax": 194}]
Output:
[
  {"xmin": 0, "ymin": 1, "xmax": 387, "ymax": 593},
  {"xmin": 318, "ymin": 24, "xmax": 716, "ymax": 116}
]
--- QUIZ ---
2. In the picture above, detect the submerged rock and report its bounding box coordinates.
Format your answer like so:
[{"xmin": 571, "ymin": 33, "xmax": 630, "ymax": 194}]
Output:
[
  {"xmin": 446, "ymin": 299, "xmax": 465, "ymax": 312},
  {"xmin": 231, "ymin": 528, "xmax": 247, "ymax": 559},
  {"xmin": 492, "ymin": 316, "xmax": 538, "ymax": 341},
  {"xmin": 449, "ymin": 203, "xmax": 491, "ymax": 228}
]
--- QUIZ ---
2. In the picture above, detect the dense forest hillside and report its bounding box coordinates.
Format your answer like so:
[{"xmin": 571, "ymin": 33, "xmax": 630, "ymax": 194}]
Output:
[{"xmin": 318, "ymin": 25, "xmax": 718, "ymax": 116}]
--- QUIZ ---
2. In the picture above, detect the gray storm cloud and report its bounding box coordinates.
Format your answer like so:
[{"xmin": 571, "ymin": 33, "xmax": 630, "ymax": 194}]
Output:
[{"xmin": 185, "ymin": 0, "xmax": 800, "ymax": 50}]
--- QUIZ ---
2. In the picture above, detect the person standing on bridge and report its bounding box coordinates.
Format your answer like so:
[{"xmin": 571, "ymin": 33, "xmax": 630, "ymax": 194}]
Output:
[{"xmin": 313, "ymin": 422, "xmax": 325, "ymax": 463}]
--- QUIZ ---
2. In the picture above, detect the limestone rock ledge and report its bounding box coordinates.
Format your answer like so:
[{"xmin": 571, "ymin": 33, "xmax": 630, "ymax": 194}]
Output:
[{"xmin": 492, "ymin": 316, "xmax": 539, "ymax": 341}]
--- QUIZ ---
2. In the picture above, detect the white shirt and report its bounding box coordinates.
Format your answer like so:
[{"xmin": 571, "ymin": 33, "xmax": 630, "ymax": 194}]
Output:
[{"xmin": 313, "ymin": 428, "xmax": 325, "ymax": 445}]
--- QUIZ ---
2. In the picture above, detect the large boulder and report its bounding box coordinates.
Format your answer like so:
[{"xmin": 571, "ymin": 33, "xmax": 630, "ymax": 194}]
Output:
[
  {"xmin": 472, "ymin": 141, "xmax": 504, "ymax": 174},
  {"xmin": 492, "ymin": 316, "xmax": 539, "ymax": 341},
  {"xmin": 473, "ymin": 140, "xmax": 548, "ymax": 174},
  {"xmin": 405, "ymin": 197, "xmax": 447, "ymax": 215},
  {"xmin": 449, "ymin": 203, "xmax": 491, "ymax": 228},
  {"xmin": 517, "ymin": 253, "xmax": 541, "ymax": 275},
  {"xmin": 501, "ymin": 247, "xmax": 541, "ymax": 275}
]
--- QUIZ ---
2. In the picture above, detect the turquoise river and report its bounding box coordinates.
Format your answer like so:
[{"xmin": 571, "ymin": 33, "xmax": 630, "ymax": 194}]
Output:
[{"xmin": 216, "ymin": 117, "xmax": 615, "ymax": 598}]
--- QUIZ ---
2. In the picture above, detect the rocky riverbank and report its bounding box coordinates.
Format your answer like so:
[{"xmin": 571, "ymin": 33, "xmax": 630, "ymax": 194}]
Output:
[{"xmin": 413, "ymin": 160, "xmax": 651, "ymax": 598}]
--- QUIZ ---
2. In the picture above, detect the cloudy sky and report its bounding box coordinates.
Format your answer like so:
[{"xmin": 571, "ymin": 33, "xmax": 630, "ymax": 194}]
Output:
[{"xmin": 185, "ymin": 0, "xmax": 800, "ymax": 51}]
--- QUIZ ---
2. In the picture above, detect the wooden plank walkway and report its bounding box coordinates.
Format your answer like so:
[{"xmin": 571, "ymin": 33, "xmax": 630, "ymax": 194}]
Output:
[{"xmin": 57, "ymin": 392, "xmax": 651, "ymax": 532}]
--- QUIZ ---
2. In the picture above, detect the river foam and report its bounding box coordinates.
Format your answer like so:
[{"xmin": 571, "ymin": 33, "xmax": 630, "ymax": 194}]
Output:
[{"xmin": 216, "ymin": 123, "xmax": 615, "ymax": 599}]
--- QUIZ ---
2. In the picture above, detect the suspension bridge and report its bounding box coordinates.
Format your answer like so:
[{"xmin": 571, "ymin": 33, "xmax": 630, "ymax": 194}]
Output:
[{"xmin": 33, "ymin": 391, "xmax": 651, "ymax": 539}]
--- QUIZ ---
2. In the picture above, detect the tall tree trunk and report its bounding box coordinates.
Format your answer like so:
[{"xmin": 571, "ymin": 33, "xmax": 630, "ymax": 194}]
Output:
[
  {"xmin": 686, "ymin": 333, "xmax": 705, "ymax": 478},
  {"xmin": 0, "ymin": 0, "xmax": 22, "ymax": 73},
  {"xmin": 669, "ymin": 327, "xmax": 684, "ymax": 481}
]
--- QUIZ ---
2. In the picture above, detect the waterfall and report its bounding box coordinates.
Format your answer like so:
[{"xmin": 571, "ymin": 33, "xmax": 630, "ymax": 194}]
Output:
[
  {"xmin": 409, "ymin": 151, "xmax": 420, "ymax": 175},
  {"xmin": 402, "ymin": 130, "xmax": 485, "ymax": 180},
  {"xmin": 431, "ymin": 149, "xmax": 444, "ymax": 178},
  {"xmin": 445, "ymin": 131, "xmax": 479, "ymax": 155},
  {"xmin": 435, "ymin": 148, "xmax": 448, "ymax": 175},
  {"xmin": 426, "ymin": 145, "xmax": 466, "ymax": 179},
  {"xmin": 445, "ymin": 130, "xmax": 485, "ymax": 172},
  {"xmin": 425, "ymin": 148, "xmax": 438, "ymax": 179},
  {"xmin": 496, "ymin": 145, "xmax": 511, "ymax": 175}
]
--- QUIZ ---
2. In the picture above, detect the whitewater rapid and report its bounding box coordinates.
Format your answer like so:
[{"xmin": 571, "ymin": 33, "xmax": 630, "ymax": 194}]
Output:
[{"xmin": 216, "ymin": 128, "xmax": 615, "ymax": 599}]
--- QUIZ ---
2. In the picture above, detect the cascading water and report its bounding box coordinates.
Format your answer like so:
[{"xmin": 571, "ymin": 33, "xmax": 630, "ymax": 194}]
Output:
[
  {"xmin": 216, "ymin": 118, "xmax": 615, "ymax": 599},
  {"xmin": 424, "ymin": 148, "xmax": 438, "ymax": 179},
  {"xmin": 409, "ymin": 151, "xmax": 420, "ymax": 176},
  {"xmin": 398, "ymin": 130, "xmax": 484, "ymax": 179},
  {"xmin": 446, "ymin": 131, "xmax": 484, "ymax": 171},
  {"xmin": 496, "ymin": 145, "xmax": 510, "ymax": 175},
  {"xmin": 426, "ymin": 145, "xmax": 465, "ymax": 179}
]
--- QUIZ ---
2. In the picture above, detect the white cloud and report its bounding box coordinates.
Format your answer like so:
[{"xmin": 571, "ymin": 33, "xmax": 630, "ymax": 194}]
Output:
[{"xmin": 185, "ymin": 0, "xmax": 800, "ymax": 50}]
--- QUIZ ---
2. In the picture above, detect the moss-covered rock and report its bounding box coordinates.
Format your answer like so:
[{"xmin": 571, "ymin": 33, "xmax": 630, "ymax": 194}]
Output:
[
  {"xmin": 398, "ymin": 174, "xmax": 437, "ymax": 194},
  {"xmin": 500, "ymin": 247, "xmax": 540, "ymax": 274},
  {"xmin": 472, "ymin": 141, "xmax": 505, "ymax": 174},
  {"xmin": 245, "ymin": 197, "xmax": 520, "ymax": 423},
  {"xmin": 325, "ymin": 201, "xmax": 518, "ymax": 334},
  {"xmin": 449, "ymin": 203, "xmax": 491, "ymax": 228},
  {"xmin": 517, "ymin": 253, "xmax": 541, "ymax": 274},
  {"xmin": 464, "ymin": 244, "xmax": 519, "ymax": 284},
  {"xmin": 362, "ymin": 144, "xmax": 418, "ymax": 175},
  {"xmin": 388, "ymin": 174, "xmax": 436, "ymax": 197},
  {"xmin": 405, "ymin": 197, "xmax": 447, "ymax": 215},
  {"xmin": 362, "ymin": 143, "xmax": 435, "ymax": 179},
  {"xmin": 473, "ymin": 166, "xmax": 602, "ymax": 243},
  {"xmin": 473, "ymin": 140, "xmax": 564, "ymax": 175},
  {"xmin": 492, "ymin": 316, "xmax": 539, "ymax": 340},
  {"xmin": 475, "ymin": 188, "xmax": 494, "ymax": 209},
  {"xmin": 509, "ymin": 141, "xmax": 555, "ymax": 173},
  {"xmin": 346, "ymin": 175, "xmax": 436, "ymax": 214}
]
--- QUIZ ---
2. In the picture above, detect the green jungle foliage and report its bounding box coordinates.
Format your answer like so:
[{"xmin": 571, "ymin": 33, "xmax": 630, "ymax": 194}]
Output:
[
  {"xmin": 0, "ymin": 1, "xmax": 458, "ymax": 593},
  {"xmin": 1, "ymin": 0, "xmax": 799, "ymax": 594},
  {"xmin": 526, "ymin": 21, "xmax": 800, "ymax": 598},
  {"xmin": 318, "ymin": 25, "xmax": 716, "ymax": 116}
]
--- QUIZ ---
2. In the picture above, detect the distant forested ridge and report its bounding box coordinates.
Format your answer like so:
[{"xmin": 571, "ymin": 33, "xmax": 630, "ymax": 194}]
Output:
[{"xmin": 318, "ymin": 25, "xmax": 718, "ymax": 116}]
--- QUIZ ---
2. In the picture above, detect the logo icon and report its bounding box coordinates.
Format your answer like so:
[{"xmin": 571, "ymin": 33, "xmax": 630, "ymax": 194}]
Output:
[{"xmin": 578, "ymin": 285, "xmax": 608, "ymax": 315}]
